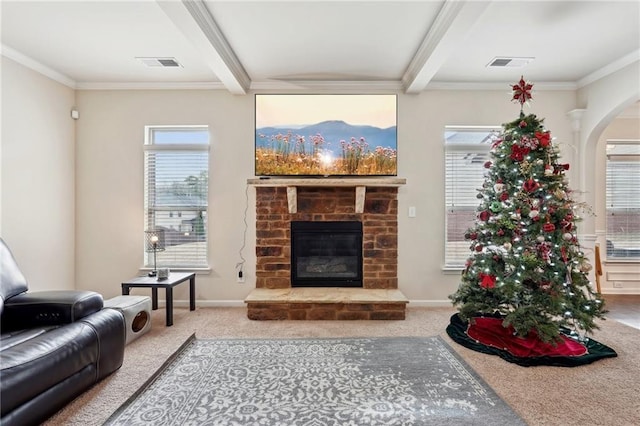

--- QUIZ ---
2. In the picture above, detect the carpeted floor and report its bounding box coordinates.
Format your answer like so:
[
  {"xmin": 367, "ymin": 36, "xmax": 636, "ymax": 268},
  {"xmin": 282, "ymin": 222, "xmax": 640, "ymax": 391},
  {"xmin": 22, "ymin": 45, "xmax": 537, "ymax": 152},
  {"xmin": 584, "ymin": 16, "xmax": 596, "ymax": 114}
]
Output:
[
  {"xmin": 104, "ymin": 335, "xmax": 524, "ymax": 425},
  {"xmin": 45, "ymin": 306, "xmax": 640, "ymax": 426}
]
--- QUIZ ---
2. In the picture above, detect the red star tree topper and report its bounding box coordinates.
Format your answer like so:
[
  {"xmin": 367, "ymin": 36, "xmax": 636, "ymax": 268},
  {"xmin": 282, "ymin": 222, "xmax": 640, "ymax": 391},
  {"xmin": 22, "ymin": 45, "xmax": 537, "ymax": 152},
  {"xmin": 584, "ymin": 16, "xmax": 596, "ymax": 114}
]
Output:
[{"xmin": 512, "ymin": 76, "xmax": 533, "ymax": 112}]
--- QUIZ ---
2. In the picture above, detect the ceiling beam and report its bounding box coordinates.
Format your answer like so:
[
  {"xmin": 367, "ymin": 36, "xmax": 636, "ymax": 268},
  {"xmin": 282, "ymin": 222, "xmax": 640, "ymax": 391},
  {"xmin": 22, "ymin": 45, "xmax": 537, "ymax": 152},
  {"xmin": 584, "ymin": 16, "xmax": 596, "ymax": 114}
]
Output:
[
  {"xmin": 402, "ymin": 0, "xmax": 491, "ymax": 93},
  {"xmin": 157, "ymin": 0, "xmax": 250, "ymax": 94}
]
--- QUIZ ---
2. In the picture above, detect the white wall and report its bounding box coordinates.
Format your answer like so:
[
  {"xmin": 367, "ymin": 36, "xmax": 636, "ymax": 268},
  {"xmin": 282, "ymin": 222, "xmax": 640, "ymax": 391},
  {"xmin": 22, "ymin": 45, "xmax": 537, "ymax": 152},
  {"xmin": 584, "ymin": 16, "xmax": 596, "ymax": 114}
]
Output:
[
  {"xmin": 0, "ymin": 57, "xmax": 76, "ymax": 290},
  {"xmin": 75, "ymin": 87, "xmax": 577, "ymax": 303},
  {"xmin": 75, "ymin": 90, "xmax": 255, "ymax": 302},
  {"xmin": 577, "ymin": 61, "xmax": 640, "ymax": 294},
  {"xmin": 5, "ymin": 53, "xmax": 635, "ymax": 302},
  {"xmin": 594, "ymin": 114, "xmax": 640, "ymax": 293}
]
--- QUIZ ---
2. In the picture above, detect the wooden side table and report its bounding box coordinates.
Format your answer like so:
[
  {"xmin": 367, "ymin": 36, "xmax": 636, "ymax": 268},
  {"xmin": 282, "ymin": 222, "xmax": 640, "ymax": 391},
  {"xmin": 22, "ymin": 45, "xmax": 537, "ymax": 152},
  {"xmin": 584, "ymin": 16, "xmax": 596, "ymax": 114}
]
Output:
[{"xmin": 121, "ymin": 272, "xmax": 195, "ymax": 326}]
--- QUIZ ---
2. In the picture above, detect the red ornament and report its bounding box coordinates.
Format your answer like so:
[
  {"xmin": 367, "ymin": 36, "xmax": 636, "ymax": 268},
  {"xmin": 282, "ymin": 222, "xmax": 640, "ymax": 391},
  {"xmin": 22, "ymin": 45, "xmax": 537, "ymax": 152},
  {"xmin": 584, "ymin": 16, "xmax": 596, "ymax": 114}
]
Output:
[
  {"xmin": 479, "ymin": 273, "xmax": 497, "ymax": 289},
  {"xmin": 519, "ymin": 120, "xmax": 528, "ymax": 128},
  {"xmin": 523, "ymin": 179, "xmax": 540, "ymax": 193},
  {"xmin": 475, "ymin": 244, "xmax": 484, "ymax": 252},
  {"xmin": 535, "ymin": 131, "xmax": 551, "ymax": 147},
  {"xmin": 478, "ymin": 210, "xmax": 491, "ymax": 221},
  {"xmin": 484, "ymin": 161, "xmax": 492, "ymax": 169},
  {"xmin": 499, "ymin": 192, "xmax": 509, "ymax": 201},
  {"xmin": 512, "ymin": 76, "xmax": 533, "ymax": 107},
  {"xmin": 543, "ymin": 222, "xmax": 556, "ymax": 232}
]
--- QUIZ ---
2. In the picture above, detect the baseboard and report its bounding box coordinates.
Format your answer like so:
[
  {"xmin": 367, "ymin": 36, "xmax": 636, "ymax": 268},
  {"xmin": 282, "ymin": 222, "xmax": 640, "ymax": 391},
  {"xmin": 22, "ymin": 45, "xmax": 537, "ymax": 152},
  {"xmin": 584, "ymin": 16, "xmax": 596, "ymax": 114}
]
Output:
[
  {"xmin": 601, "ymin": 289, "xmax": 640, "ymax": 295},
  {"xmin": 154, "ymin": 299, "xmax": 454, "ymax": 308},
  {"xmin": 406, "ymin": 300, "xmax": 453, "ymax": 307},
  {"xmin": 159, "ymin": 300, "xmax": 246, "ymax": 308}
]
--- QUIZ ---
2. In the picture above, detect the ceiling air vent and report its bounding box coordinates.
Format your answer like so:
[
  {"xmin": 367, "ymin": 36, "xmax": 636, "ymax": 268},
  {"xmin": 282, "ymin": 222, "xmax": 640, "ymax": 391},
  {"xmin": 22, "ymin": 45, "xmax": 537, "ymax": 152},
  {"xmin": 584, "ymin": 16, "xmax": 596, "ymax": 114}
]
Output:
[
  {"xmin": 136, "ymin": 57, "xmax": 182, "ymax": 68},
  {"xmin": 487, "ymin": 57, "xmax": 534, "ymax": 68}
]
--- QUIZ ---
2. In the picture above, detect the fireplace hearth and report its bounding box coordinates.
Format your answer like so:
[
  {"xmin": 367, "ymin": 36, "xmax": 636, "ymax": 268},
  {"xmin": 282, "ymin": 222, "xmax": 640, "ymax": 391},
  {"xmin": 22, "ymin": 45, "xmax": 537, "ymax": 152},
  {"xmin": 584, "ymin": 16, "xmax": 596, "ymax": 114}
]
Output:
[{"xmin": 291, "ymin": 221, "xmax": 363, "ymax": 288}]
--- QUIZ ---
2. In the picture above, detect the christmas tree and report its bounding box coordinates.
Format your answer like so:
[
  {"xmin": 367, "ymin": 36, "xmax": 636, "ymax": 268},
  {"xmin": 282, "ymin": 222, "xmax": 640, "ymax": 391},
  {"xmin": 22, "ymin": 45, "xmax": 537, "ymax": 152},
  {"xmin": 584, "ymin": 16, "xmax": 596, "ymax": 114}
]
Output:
[{"xmin": 449, "ymin": 77, "xmax": 607, "ymax": 344}]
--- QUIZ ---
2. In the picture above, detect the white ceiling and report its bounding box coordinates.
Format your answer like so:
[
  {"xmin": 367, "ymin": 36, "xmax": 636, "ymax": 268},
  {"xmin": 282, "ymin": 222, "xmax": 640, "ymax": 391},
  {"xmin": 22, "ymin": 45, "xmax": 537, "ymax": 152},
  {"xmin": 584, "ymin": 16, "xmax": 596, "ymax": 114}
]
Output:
[{"xmin": 1, "ymin": 0, "xmax": 639, "ymax": 94}]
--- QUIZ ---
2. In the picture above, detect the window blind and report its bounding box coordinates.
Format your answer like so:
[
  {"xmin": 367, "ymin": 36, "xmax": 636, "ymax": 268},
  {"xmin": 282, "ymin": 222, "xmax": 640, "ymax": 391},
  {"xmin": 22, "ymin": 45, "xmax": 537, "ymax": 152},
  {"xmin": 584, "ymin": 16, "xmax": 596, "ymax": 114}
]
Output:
[
  {"xmin": 606, "ymin": 141, "xmax": 640, "ymax": 259},
  {"xmin": 444, "ymin": 128, "xmax": 497, "ymax": 267},
  {"xmin": 144, "ymin": 126, "xmax": 209, "ymax": 268}
]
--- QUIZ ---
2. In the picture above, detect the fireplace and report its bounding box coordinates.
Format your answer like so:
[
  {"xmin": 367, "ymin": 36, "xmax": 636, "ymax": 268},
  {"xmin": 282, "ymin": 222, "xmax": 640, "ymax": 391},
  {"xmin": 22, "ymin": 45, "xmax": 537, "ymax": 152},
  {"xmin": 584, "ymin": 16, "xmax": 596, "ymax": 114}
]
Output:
[
  {"xmin": 246, "ymin": 179, "xmax": 408, "ymax": 320},
  {"xmin": 291, "ymin": 221, "xmax": 363, "ymax": 288},
  {"xmin": 253, "ymin": 185, "xmax": 401, "ymax": 290}
]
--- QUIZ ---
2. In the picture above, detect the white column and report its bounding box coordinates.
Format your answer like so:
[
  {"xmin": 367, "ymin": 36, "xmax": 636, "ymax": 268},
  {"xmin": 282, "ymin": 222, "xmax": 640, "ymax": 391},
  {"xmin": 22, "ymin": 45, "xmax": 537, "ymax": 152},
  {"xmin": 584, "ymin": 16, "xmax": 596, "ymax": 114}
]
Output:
[
  {"xmin": 566, "ymin": 108, "xmax": 598, "ymax": 287},
  {"xmin": 566, "ymin": 109, "xmax": 586, "ymax": 195}
]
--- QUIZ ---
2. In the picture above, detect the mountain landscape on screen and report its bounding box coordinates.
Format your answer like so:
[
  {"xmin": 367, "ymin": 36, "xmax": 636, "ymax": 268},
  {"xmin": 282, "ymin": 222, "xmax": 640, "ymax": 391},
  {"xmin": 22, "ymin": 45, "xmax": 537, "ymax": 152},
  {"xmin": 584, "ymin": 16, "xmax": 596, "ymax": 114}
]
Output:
[{"xmin": 255, "ymin": 120, "xmax": 397, "ymax": 176}]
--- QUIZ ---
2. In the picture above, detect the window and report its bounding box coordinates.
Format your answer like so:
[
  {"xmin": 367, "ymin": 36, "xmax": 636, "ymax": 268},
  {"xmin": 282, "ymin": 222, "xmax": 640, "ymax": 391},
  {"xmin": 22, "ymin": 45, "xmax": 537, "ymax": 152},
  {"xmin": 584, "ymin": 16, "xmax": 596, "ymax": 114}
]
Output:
[
  {"xmin": 606, "ymin": 140, "xmax": 640, "ymax": 259},
  {"xmin": 444, "ymin": 127, "xmax": 498, "ymax": 267},
  {"xmin": 144, "ymin": 126, "xmax": 209, "ymax": 268}
]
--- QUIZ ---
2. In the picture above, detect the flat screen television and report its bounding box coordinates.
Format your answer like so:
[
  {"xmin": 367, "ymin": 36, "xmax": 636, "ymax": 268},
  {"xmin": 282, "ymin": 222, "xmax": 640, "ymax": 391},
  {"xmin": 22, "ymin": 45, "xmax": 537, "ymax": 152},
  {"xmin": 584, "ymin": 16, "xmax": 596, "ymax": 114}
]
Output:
[{"xmin": 255, "ymin": 94, "xmax": 397, "ymax": 176}]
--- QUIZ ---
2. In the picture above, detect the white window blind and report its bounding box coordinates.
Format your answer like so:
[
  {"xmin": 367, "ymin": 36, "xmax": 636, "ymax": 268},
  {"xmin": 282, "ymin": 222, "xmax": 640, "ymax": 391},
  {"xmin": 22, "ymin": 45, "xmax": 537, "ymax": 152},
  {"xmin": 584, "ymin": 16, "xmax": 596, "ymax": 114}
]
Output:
[
  {"xmin": 606, "ymin": 140, "xmax": 640, "ymax": 259},
  {"xmin": 444, "ymin": 127, "xmax": 497, "ymax": 267},
  {"xmin": 144, "ymin": 126, "xmax": 209, "ymax": 268}
]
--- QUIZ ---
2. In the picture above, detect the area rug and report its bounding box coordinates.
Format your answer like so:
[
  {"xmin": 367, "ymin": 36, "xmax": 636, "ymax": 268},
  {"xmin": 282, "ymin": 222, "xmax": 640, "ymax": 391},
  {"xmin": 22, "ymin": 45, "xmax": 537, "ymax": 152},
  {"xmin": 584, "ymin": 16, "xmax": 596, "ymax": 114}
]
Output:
[{"xmin": 104, "ymin": 335, "xmax": 524, "ymax": 425}]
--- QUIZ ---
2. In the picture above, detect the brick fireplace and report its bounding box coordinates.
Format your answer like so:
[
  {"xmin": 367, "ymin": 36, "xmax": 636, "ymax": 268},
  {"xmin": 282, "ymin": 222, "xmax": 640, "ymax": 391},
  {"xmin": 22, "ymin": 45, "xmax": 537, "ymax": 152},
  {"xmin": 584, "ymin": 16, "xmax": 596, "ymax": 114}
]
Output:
[{"xmin": 244, "ymin": 178, "xmax": 408, "ymax": 320}]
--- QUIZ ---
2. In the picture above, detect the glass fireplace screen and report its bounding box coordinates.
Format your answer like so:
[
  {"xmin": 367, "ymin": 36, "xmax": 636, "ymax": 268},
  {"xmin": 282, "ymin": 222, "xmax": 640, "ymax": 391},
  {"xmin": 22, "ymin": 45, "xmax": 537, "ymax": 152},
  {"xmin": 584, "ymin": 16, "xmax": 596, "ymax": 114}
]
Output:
[{"xmin": 291, "ymin": 221, "xmax": 363, "ymax": 287}]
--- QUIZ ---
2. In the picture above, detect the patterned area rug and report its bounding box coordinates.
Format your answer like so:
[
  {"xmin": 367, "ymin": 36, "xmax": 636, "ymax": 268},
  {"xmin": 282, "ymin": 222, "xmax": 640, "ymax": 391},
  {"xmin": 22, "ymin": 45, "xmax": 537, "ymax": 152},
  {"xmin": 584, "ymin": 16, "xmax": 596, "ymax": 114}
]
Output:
[{"xmin": 105, "ymin": 335, "xmax": 524, "ymax": 425}]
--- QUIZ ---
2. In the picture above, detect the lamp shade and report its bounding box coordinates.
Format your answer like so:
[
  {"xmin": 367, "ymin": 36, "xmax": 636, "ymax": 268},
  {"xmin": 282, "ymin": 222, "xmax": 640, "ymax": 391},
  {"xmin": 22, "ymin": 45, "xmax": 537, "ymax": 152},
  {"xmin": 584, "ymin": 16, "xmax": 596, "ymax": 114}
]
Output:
[{"xmin": 145, "ymin": 229, "xmax": 166, "ymax": 252}]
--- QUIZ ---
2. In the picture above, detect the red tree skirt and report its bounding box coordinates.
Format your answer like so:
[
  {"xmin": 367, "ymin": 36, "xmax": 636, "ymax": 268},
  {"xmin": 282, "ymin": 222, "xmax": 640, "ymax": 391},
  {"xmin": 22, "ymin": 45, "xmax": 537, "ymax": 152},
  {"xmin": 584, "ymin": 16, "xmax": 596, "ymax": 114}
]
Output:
[{"xmin": 446, "ymin": 313, "xmax": 617, "ymax": 367}]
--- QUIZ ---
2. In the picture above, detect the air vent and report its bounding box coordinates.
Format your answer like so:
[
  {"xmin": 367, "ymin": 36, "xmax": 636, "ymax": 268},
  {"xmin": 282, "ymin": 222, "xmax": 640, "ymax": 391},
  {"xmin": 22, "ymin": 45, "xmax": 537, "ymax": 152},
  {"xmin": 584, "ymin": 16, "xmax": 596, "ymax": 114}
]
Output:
[
  {"xmin": 486, "ymin": 57, "xmax": 534, "ymax": 68},
  {"xmin": 136, "ymin": 57, "xmax": 182, "ymax": 68}
]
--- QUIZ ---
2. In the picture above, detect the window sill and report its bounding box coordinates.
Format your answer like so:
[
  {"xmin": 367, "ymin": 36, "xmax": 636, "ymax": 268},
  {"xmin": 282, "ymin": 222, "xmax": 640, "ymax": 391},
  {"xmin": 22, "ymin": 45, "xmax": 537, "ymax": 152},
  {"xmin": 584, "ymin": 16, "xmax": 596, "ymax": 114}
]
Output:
[
  {"xmin": 603, "ymin": 259, "xmax": 639, "ymax": 265},
  {"xmin": 442, "ymin": 266, "xmax": 464, "ymax": 275},
  {"xmin": 139, "ymin": 267, "xmax": 212, "ymax": 275}
]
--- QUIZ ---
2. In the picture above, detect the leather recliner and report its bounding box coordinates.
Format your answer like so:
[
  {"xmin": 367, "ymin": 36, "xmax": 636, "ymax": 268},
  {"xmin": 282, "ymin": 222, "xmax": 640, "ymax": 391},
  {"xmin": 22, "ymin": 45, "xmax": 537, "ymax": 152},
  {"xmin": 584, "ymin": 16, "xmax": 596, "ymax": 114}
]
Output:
[{"xmin": 0, "ymin": 238, "xmax": 126, "ymax": 426}]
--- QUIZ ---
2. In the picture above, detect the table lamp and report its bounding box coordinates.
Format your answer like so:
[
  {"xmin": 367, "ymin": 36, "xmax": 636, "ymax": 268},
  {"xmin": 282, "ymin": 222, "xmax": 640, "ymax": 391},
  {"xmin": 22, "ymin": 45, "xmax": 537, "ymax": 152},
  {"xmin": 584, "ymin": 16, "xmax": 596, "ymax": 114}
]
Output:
[{"xmin": 145, "ymin": 229, "xmax": 165, "ymax": 277}]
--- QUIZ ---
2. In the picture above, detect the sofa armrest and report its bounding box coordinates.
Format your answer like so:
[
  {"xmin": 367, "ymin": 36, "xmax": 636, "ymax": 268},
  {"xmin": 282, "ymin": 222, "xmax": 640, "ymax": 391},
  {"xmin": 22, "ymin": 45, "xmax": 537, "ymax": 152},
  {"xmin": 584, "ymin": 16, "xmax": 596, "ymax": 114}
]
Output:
[
  {"xmin": 80, "ymin": 308, "xmax": 126, "ymax": 379},
  {"xmin": 1, "ymin": 291, "xmax": 103, "ymax": 331}
]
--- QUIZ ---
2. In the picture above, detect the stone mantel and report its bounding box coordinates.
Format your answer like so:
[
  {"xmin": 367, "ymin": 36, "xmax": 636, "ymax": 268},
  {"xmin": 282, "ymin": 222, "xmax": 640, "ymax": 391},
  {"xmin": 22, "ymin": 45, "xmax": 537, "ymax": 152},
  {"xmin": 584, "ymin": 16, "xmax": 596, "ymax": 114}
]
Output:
[{"xmin": 247, "ymin": 177, "xmax": 406, "ymax": 213}]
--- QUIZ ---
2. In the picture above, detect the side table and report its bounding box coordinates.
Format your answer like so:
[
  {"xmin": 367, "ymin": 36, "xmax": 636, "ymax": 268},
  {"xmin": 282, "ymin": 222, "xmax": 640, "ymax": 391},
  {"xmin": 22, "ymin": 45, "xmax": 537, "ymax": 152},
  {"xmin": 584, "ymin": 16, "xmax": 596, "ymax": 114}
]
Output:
[{"xmin": 121, "ymin": 272, "xmax": 196, "ymax": 326}]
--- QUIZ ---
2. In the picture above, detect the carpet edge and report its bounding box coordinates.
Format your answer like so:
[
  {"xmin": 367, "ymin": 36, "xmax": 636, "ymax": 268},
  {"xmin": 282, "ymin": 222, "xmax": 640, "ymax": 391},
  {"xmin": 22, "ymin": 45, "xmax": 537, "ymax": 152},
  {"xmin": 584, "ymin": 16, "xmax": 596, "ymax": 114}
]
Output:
[{"xmin": 103, "ymin": 333, "xmax": 197, "ymax": 424}]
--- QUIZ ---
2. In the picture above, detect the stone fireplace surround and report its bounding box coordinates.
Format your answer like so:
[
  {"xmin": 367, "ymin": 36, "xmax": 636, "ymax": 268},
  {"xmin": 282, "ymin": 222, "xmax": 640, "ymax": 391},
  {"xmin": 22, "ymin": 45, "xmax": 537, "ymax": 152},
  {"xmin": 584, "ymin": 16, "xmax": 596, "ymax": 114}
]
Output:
[{"xmin": 244, "ymin": 178, "xmax": 409, "ymax": 320}]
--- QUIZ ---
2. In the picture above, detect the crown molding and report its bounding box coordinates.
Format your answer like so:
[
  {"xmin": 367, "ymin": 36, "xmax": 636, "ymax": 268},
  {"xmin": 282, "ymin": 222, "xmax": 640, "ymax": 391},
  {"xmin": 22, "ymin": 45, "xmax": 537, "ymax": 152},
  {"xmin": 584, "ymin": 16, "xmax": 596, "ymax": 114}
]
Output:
[
  {"xmin": 75, "ymin": 81, "xmax": 227, "ymax": 91},
  {"xmin": 426, "ymin": 81, "xmax": 578, "ymax": 91},
  {"xmin": 1, "ymin": 44, "xmax": 76, "ymax": 89},
  {"xmin": 577, "ymin": 49, "xmax": 640, "ymax": 88},
  {"xmin": 2, "ymin": 41, "xmax": 588, "ymax": 94}
]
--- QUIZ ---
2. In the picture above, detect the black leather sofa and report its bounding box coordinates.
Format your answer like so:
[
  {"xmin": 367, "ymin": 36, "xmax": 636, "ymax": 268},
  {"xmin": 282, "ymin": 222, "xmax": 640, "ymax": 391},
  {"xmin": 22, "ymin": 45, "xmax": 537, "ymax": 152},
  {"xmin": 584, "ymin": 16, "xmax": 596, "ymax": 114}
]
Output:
[{"xmin": 0, "ymin": 238, "xmax": 126, "ymax": 426}]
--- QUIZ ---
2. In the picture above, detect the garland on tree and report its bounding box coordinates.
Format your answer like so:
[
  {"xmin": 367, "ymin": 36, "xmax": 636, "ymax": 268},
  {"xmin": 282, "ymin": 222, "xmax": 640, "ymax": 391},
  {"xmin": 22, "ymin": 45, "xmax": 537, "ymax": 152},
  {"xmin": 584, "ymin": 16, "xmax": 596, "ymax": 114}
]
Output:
[{"xmin": 449, "ymin": 77, "xmax": 608, "ymax": 345}]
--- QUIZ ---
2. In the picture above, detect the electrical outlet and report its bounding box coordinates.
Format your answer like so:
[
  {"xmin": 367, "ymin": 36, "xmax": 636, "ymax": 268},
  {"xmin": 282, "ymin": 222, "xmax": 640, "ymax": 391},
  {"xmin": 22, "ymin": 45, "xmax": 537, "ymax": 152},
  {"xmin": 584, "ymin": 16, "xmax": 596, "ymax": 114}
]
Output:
[
  {"xmin": 613, "ymin": 281, "xmax": 623, "ymax": 288},
  {"xmin": 237, "ymin": 269, "xmax": 245, "ymax": 283}
]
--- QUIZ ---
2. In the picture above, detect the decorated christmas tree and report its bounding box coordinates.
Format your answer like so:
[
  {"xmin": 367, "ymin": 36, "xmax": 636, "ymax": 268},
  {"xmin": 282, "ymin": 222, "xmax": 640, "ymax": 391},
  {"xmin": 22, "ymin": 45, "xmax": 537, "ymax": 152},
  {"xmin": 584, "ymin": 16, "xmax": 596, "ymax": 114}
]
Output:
[{"xmin": 447, "ymin": 78, "xmax": 616, "ymax": 365}]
